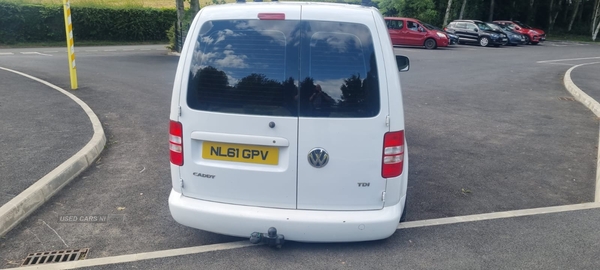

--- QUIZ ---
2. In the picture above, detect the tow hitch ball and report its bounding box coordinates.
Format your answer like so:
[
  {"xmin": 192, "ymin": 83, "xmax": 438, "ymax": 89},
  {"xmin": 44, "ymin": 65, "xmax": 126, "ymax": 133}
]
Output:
[{"xmin": 249, "ymin": 227, "xmax": 285, "ymax": 248}]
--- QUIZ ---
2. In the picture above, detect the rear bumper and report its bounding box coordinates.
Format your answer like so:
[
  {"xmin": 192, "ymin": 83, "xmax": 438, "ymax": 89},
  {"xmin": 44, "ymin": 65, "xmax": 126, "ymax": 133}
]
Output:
[{"xmin": 169, "ymin": 189, "xmax": 404, "ymax": 242}]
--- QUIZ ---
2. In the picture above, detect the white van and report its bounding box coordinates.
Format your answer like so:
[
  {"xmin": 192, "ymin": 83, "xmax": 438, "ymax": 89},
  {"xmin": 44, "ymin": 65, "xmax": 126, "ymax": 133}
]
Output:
[{"xmin": 168, "ymin": 1, "xmax": 410, "ymax": 243}]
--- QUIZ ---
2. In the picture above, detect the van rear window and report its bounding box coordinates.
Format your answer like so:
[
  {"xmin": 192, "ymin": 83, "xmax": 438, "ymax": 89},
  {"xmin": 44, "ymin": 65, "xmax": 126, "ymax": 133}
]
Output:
[{"xmin": 187, "ymin": 20, "xmax": 380, "ymax": 118}]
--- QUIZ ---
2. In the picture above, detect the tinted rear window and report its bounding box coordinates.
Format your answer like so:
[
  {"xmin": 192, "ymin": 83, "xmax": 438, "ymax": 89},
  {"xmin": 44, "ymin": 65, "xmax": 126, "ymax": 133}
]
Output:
[{"xmin": 187, "ymin": 20, "xmax": 380, "ymax": 118}]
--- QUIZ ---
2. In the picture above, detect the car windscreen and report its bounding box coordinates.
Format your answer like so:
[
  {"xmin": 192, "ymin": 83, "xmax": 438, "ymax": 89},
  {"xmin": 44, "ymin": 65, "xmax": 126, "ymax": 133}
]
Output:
[
  {"xmin": 475, "ymin": 22, "xmax": 492, "ymax": 31},
  {"xmin": 422, "ymin": 23, "xmax": 436, "ymax": 30},
  {"xmin": 486, "ymin": 23, "xmax": 502, "ymax": 31},
  {"xmin": 187, "ymin": 20, "xmax": 379, "ymax": 118},
  {"xmin": 513, "ymin": 21, "xmax": 532, "ymax": 29},
  {"xmin": 497, "ymin": 24, "xmax": 510, "ymax": 31}
]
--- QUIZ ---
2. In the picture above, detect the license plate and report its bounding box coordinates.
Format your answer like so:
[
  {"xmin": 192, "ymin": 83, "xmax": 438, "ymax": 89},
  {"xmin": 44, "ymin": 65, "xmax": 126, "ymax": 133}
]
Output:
[
  {"xmin": 202, "ymin": 141, "xmax": 279, "ymax": 165},
  {"xmin": 502, "ymin": 38, "xmax": 507, "ymax": 41}
]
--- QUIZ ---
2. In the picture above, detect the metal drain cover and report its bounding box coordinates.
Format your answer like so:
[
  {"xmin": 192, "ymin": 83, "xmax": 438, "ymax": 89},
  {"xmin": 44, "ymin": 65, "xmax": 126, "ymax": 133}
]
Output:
[
  {"xmin": 558, "ymin": 97, "xmax": 575, "ymax": 101},
  {"xmin": 21, "ymin": 248, "xmax": 89, "ymax": 266}
]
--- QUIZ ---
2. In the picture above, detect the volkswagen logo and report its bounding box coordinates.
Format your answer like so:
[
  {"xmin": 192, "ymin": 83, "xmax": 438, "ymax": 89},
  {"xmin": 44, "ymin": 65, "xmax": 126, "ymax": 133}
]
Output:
[{"xmin": 308, "ymin": 148, "xmax": 329, "ymax": 168}]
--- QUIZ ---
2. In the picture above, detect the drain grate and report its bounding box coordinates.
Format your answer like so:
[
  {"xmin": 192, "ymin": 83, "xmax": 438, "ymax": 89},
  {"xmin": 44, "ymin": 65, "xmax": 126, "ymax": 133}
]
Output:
[
  {"xmin": 21, "ymin": 248, "xmax": 89, "ymax": 266},
  {"xmin": 558, "ymin": 97, "xmax": 576, "ymax": 101}
]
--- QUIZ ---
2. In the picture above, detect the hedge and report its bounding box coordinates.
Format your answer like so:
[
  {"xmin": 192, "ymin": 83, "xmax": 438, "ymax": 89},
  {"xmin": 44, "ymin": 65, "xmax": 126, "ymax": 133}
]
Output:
[{"xmin": 0, "ymin": 2, "xmax": 176, "ymax": 44}]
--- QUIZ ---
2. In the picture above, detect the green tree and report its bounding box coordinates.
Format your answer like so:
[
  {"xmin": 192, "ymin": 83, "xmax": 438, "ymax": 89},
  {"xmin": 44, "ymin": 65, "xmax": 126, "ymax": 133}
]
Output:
[{"xmin": 374, "ymin": 0, "xmax": 438, "ymax": 23}]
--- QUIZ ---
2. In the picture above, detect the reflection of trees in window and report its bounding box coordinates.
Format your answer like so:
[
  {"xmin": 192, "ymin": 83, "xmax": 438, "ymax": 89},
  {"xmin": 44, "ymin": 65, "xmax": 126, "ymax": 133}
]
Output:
[
  {"xmin": 337, "ymin": 53, "xmax": 379, "ymax": 116},
  {"xmin": 187, "ymin": 66, "xmax": 230, "ymax": 110},
  {"xmin": 235, "ymin": 73, "xmax": 282, "ymax": 106},
  {"xmin": 282, "ymin": 77, "xmax": 298, "ymax": 115},
  {"xmin": 187, "ymin": 54, "xmax": 379, "ymax": 117},
  {"xmin": 299, "ymin": 77, "xmax": 315, "ymax": 113},
  {"xmin": 187, "ymin": 66, "xmax": 299, "ymax": 116},
  {"xmin": 340, "ymin": 74, "xmax": 364, "ymax": 108}
]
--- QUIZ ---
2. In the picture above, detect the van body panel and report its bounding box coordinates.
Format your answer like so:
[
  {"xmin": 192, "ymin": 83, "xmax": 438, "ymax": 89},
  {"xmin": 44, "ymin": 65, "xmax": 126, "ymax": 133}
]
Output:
[
  {"xmin": 296, "ymin": 6, "xmax": 389, "ymax": 210},
  {"xmin": 169, "ymin": 2, "xmax": 408, "ymax": 242},
  {"xmin": 177, "ymin": 7, "xmax": 302, "ymax": 209}
]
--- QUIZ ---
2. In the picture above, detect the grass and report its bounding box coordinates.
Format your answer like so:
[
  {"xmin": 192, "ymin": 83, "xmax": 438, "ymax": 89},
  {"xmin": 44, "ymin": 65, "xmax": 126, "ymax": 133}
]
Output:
[
  {"xmin": 0, "ymin": 0, "xmax": 293, "ymax": 8},
  {"xmin": 546, "ymin": 32, "xmax": 599, "ymax": 43},
  {"xmin": 0, "ymin": 40, "xmax": 169, "ymax": 49},
  {"xmin": 0, "ymin": 0, "xmax": 181, "ymax": 8}
]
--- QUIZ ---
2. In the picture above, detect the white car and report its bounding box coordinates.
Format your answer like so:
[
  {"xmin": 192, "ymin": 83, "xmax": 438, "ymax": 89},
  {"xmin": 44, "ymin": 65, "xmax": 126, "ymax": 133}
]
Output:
[{"xmin": 168, "ymin": 1, "xmax": 410, "ymax": 243}]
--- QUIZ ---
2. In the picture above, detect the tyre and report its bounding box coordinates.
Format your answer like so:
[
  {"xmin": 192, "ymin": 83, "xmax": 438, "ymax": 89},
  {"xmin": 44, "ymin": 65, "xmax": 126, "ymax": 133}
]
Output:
[
  {"xmin": 479, "ymin": 36, "xmax": 489, "ymax": 47},
  {"xmin": 524, "ymin": 35, "xmax": 531, "ymax": 44},
  {"xmin": 531, "ymin": 41, "xmax": 539, "ymax": 45},
  {"xmin": 424, "ymin": 38, "xmax": 437, "ymax": 49}
]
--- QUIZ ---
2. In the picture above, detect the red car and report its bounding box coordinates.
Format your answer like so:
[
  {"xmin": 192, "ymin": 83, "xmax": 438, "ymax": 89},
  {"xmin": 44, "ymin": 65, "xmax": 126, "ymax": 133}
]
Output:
[
  {"xmin": 493, "ymin": 20, "xmax": 545, "ymax": 45},
  {"xmin": 385, "ymin": 17, "xmax": 449, "ymax": 49}
]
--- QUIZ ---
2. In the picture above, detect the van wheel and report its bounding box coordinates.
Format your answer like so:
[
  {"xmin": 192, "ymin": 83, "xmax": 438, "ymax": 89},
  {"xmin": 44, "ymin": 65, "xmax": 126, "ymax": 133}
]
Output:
[
  {"xmin": 424, "ymin": 38, "xmax": 437, "ymax": 49},
  {"xmin": 479, "ymin": 37, "xmax": 489, "ymax": 47}
]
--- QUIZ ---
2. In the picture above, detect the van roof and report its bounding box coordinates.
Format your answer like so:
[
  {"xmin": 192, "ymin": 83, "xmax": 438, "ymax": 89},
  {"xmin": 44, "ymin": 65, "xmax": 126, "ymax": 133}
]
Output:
[{"xmin": 202, "ymin": 1, "xmax": 377, "ymax": 12}]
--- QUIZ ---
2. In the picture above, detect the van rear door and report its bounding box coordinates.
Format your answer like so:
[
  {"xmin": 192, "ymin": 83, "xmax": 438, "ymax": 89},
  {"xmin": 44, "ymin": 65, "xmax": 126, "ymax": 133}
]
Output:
[
  {"xmin": 178, "ymin": 7, "xmax": 301, "ymax": 209},
  {"xmin": 296, "ymin": 8, "xmax": 389, "ymax": 210}
]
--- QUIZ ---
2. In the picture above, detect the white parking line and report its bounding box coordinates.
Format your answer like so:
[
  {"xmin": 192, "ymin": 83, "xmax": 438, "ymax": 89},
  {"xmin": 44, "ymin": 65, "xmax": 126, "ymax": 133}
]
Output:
[
  {"xmin": 122, "ymin": 49, "xmax": 135, "ymax": 51},
  {"xmin": 546, "ymin": 62, "xmax": 577, "ymax": 66},
  {"xmin": 11, "ymin": 202, "xmax": 600, "ymax": 270},
  {"xmin": 20, "ymin": 52, "xmax": 52, "ymax": 56},
  {"xmin": 14, "ymin": 241, "xmax": 255, "ymax": 270},
  {"xmin": 0, "ymin": 53, "xmax": 14, "ymax": 55},
  {"xmin": 140, "ymin": 49, "xmax": 151, "ymax": 51},
  {"xmin": 43, "ymin": 51, "xmax": 59, "ymax": 53},
  {"xmin": 398, "ymin": 202, "xmax": 600, "ymax": 230},
  {"xmin": 103, "ymin": 49, "xmax": 117, "ymax": 52},
  {"xmin": 537, "ymin": 56, "xmax": 600, "ymax": 63},
  {"xmin": 85, "ymin": 50, "xmax": 99, "ymax": 52}
]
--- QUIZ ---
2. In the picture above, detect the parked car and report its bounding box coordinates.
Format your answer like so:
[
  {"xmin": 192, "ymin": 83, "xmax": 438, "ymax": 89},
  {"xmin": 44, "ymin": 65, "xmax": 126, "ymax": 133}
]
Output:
[
  {"xmin": 169, "ymin": 1, "xmax": 411, "ymax": 243},
  {"xmin": 493, "ymin": 20, "xmax": 545, "ymax": 45},
  {"xmin": 423, "ymin": 22, "xmax": 459, "ymax": 45},
  {"xmin": 446, "ymin": 20, "xmax": 508, "ymax": 47},
  {"xmin": 385, "ymin": 17, "xmax": 449, "ymax": 49},
  {"xmin": 486, "ymin": 22, "xmax": 525, "ymax": 45}
]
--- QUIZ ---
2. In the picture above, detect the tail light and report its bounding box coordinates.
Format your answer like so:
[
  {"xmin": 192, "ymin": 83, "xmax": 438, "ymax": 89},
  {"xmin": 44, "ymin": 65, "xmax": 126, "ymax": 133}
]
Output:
[
  {"xmin": 382, "ymin": 131, "xmax": 404, "ymax": 178},
  {"xmin": 169, "ymin": 120, "xmax": 183, "ymax": 166}
]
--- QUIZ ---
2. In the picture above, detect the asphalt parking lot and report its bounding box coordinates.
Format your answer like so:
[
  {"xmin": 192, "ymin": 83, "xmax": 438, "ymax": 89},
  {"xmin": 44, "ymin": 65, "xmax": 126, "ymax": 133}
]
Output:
[{"xmin": 0, "ymin": 41, "xmax": 599, "ymax": 269}]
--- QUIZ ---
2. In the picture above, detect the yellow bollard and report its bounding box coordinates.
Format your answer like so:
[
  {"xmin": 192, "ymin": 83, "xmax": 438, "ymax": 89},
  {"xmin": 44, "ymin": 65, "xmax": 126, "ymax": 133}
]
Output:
[{"xmin": 62, "ymin": 0, "xmax": 78, "ymax": 90}]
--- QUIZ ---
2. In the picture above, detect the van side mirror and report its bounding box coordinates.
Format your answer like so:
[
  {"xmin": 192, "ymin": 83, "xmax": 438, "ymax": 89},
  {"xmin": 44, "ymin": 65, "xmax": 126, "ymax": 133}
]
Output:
[{"xmin": 396, "ymin": 55, "xmax": 410, "ymax": 72}]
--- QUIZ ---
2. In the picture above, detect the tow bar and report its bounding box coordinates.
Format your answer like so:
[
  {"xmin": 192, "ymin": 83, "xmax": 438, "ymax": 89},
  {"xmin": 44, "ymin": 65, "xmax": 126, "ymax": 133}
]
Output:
[{"xmin": 249, "ymin": 227, "xmax": 285, "ymax": 248}]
